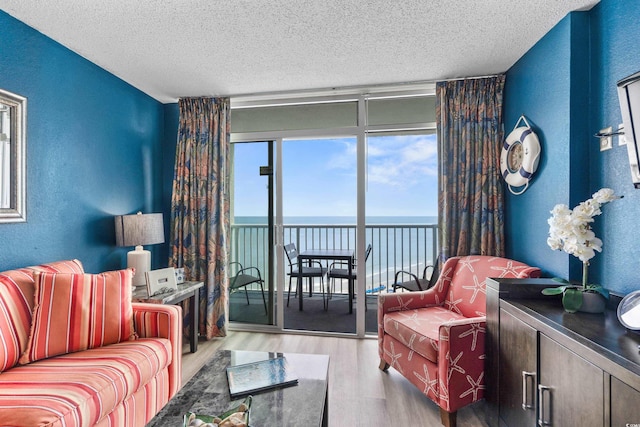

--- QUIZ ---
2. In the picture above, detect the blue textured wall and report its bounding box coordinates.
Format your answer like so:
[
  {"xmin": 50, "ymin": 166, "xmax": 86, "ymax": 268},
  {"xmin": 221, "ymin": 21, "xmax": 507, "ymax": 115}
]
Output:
[
  {"xmin": 589, "ymin": 0, "xmax": 640, "ymax": 293},
  {"xmin": 5, "ymin": 1, "xmax": 640, "ymax": 294},
  {"xmin": 505, "ymin": 15, "xmax": 574, "ymax": 280},
  {"xmin": 0, "ymin": 10, "xmax": 166, "ymax": 273},
  {"xmin": 505, "ymin": 1, "xmax": 640, "ymax": 294},
  {"xmin": 504, "ymin": 13, "xmax": 588, "ymax": 277}
]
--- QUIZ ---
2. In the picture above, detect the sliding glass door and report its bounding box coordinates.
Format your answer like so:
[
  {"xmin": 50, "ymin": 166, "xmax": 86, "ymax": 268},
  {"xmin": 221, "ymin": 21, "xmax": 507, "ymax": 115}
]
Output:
[
  {"xmin": 230, "ymin": 89, "xmax": 437, "ymax": 337},
  {"xmin": 229, "ymin": 141, "xmax": 275, "ymax": 326},
  {"xmin": 363, "ymin": 132, "xmax": 439, "ymax": 333},
  {"xmin": 281, "ymin": 137, "xmax": 357, "ymax": 334}
]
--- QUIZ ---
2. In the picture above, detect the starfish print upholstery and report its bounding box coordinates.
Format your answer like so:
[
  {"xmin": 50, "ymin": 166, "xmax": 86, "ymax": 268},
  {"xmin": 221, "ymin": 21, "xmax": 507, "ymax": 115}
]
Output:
[{"xmin": 377, "ymin": 255, "xmax": 540, "ymax": 427}]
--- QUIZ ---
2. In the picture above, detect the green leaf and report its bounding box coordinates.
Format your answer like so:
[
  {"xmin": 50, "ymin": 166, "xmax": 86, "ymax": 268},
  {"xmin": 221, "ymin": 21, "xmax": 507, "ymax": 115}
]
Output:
[
  {"xmin": 562, "ymin": 288, "xmax": 583, "ymax": 313},
  {"xmin": 542, "ymin": 286, "xmax": 567, "ymax": 296},
  {"xmin": 552, "ymin": 277, "xmax": 570, "ymax": 284},
  {"xmin": 585, "ymin": 284, "xmax": 610, "ymax": 300}
]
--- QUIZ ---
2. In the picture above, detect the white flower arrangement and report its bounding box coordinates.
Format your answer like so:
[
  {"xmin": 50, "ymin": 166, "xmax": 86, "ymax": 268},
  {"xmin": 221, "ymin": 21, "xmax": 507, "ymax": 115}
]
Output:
[
  {"xmin": 547, "ymin": 188, "xmax": 619, "ymax": 263},
  {"xmin": 544, "ymin": 188, "xmax": 620, "ymax": 313}
]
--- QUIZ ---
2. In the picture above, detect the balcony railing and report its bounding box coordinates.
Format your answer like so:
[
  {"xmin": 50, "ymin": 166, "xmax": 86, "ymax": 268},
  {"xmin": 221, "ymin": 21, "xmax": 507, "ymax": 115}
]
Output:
[{"xmin": 231, "ymin": 222, "xmax": 438, "ymax": 295}]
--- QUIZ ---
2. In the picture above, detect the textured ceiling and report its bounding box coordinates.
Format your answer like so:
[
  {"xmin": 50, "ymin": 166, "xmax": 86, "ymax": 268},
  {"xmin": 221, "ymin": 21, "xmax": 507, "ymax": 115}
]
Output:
[{"xmin": 0, "ymin": 0, "xmax": 599, "ymax": 103}]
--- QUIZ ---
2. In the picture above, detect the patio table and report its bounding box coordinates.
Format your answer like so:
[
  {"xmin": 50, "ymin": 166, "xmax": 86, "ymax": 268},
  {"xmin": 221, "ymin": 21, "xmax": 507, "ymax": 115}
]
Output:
[{"xmin": 298, "ymin": 249, "xmax": 355, "ymax": 313}]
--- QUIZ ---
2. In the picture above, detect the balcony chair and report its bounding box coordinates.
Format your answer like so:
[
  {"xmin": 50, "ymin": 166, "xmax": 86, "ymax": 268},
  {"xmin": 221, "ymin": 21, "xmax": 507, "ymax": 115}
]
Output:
[
  {"xmin": 284, "ymin": 243, "xmax": 328, "ymax": 310},
  {"xmin": 392, "ymin": 258, "xmax": 440, "ymax": 292},
  {"xmin": 327, "ymin": 244, "xmax": 372, "ymax": 310},
  {"xmin": 378, "ymin": 255, "xmax": 541, "ymax": 427},
  {"xmin": 229, "ymin": 261, "xmax": 267, "ymax": 313}
]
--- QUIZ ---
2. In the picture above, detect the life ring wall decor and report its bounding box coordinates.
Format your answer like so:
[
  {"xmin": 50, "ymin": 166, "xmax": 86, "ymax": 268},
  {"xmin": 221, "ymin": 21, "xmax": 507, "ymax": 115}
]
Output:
[{"xmin": 500, "ymin": 115, "xmax": 541, "ymax": 195}]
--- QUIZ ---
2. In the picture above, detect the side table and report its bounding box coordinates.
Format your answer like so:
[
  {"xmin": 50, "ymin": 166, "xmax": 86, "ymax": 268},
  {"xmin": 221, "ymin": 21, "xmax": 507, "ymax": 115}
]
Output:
[{"xmin": 132, "ymin": 281, "xmax": 204, "ymax": 353}]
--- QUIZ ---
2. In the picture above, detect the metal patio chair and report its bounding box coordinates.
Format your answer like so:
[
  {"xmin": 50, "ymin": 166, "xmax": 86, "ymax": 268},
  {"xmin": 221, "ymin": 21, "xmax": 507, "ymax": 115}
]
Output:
[
  {"xmin": 284, "ymin": 243, "xmax": 328, "ymax": 310},
  {"xmin": 327, "ymin": 244, "xmax": 372, "ymax": 310},
  {"xmin": 229, "ymin": 261, "xmax": 267, "ymax": 313},
  {"xmin": 392, "ymin": 257, "xmax": 440, "ymax": 292}
]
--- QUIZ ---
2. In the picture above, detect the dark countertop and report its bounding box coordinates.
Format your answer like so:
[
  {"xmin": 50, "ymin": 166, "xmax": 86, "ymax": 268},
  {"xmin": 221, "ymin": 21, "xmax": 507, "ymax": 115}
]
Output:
[{"xmin": 488, "ymin": 277, "xmax": 640, "ymax": 380}]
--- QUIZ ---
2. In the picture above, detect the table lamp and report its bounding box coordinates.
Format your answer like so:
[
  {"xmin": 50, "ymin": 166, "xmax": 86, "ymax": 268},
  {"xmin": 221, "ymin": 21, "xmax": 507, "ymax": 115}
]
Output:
[{"xmin": 114, "ymin": 212, "xmax": 165, "ymax": 289}]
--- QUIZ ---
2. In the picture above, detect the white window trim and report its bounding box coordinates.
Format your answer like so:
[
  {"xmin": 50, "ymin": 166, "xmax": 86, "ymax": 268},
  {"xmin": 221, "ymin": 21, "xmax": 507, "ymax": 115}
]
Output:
[{"xmin": 230, "ymin": 84, "xmax": 437, "ymax": 338}]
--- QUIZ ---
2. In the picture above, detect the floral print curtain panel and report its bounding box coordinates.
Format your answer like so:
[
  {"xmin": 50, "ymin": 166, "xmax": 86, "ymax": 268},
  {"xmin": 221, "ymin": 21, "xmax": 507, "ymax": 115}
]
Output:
[
  {"xmin": 169, "ymin": 97, "xmax": 231, "ymax": 339},
  {"xmin": 436, "ymin": 76, "xmax": 506, "ymax": 259}
]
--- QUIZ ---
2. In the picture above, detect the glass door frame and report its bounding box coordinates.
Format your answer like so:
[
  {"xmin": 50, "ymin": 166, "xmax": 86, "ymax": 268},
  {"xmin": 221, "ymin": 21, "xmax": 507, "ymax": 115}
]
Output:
[
  {"xmin": 231, "ymin": 128, "xmax": 365, "ymax": 336},
  {"xmin": 229, "ymin": 139, "xmax": 279, "ymax": 331},
  {"xmin": 231, "ymin": 89, "xmax": 436, "ymax": 337}
]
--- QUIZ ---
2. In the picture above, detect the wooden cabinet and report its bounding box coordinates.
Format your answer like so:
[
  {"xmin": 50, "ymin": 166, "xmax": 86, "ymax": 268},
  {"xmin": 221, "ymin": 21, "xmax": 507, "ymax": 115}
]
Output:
[
  {"xmin": 486, "ymin": 278, "xmax": 640, "ymax": 427},
  {"xmin": 498, "ymin": 309, "xmax": 537, "ymax": 426},
  {"xmin": 611, "ymin": 376, "xmax": 640, "ymax": 426},
  {"xmin": 538, "ymin": 334, "xmax": 603, "ymax": 426}
]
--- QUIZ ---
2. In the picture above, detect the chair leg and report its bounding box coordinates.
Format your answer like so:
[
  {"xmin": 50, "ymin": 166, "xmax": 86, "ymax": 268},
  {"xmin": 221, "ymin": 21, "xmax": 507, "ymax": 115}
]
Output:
[
  {"xmin": 328, "ymin": 277, "xmax": 333, "ymax": 299},
  {"xmin": 259, "ymin": 282, "xmax": 267, "ymax": 314},
  {"xmin": 243, "ymin": 287, "xmax": 250, "ymax": 305},
  {"xmin": 356, "ymin": 280, "xmax": 368, "ymax": 312},
  {"xmin": 364, "ymin": 287, "xmax": 368, "ymax": 312},
  {"xmin": 321, "ymin": 277, "xmax": 328, "ymax": 311},
  {"xmin": 378, "ymin": 359, "xmax": 390, "ymax": 371},
  {"xmin": 287, "ymin": 276, "xmax": 292, "ymax": 307},
  {"xmin": 439, "ymin": 408, "xmax": 457, "ymax": 427}
]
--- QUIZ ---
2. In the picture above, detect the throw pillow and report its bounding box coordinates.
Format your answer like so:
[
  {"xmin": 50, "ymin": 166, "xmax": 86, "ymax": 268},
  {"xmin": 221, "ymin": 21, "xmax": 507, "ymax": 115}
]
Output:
[
  {"xmin": 29, "ymin": 259, "xmax": 85, "ymax": 275},
  {"xmin": 0, "ymin": 259, "xmax": 85, "ymax": 372},
  {"xmin": 19, "ymin": 269, "xmax": 136, "ymax": 364}
]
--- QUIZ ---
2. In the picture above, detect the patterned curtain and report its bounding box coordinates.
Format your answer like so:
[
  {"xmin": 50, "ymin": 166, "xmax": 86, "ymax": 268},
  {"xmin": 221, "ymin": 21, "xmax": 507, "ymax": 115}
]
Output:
[
  {"xmin": 169, "ymin": 97, "xmax": 230, "ymax": 339},
  {"xmin": 436, "ymin": 76, "xmax": 506, "ymax": 259}
]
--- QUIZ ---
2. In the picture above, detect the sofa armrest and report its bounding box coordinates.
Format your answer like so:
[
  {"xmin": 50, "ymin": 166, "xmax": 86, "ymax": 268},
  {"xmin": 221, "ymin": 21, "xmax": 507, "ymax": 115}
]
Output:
[
  {"xmin": 437, "ymin": 316, "xmax": 486, "ymax": 412},
  {"xmin": 378, "ymin": 289, "xmax": 442, "ymax": 315},
  {"xmin": 132, "ymin": 303, "xmax": 183, "ymax": 398}
]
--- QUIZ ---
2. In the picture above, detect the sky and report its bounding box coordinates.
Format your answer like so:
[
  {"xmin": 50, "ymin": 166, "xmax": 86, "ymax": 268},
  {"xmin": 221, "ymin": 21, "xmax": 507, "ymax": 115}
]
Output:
[{"xmin": 232, "ymin": 134, "xmax": 438, "ymax": 218}]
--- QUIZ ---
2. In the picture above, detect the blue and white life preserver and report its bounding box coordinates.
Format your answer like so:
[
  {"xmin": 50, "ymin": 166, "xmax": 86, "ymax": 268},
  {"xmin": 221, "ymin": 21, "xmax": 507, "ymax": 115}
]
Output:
[{"xmin": 500, "ymin": 116, "xmax": 541, "ymax": 195}]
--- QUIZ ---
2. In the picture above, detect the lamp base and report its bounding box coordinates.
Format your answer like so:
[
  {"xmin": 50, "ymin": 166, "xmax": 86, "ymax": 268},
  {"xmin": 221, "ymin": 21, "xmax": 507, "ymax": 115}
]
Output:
[{"xmin": 127, "ymin": 246, "xmax": 150, "ymax": 291}]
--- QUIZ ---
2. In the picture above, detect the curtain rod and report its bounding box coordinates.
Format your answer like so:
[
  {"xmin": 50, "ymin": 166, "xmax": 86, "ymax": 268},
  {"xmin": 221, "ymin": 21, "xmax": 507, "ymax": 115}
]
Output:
[
  {"xmin": 229, "ymin": 80, "xmax": 436, "ymax": 101},
  {"xmin": 228, "ymin": 73, "xmax": 502, "ymax": 104},
  {"xmin": 435, "ymin": 73, "xmax": 502, "ymax": 83}
]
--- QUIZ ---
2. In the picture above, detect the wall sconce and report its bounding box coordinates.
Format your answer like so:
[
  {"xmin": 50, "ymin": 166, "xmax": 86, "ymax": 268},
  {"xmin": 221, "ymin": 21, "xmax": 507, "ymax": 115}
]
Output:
[{"xmin": 114, "ymin": 212, "xmax": 165, "ymax": 289}]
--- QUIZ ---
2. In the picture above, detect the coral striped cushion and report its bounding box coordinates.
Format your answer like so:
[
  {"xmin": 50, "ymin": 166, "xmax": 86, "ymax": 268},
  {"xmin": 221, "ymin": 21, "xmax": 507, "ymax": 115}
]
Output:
[
  {"xmin": 19, "ymin": 269, "xmax": 136, "ymax": 364},
  {"xmin": 30, "ymin": 259, "xmax": 85, "ymax": 275},
  {"xmin": 0, "ymin": 269, "xmax": 35, "ymax": 372},
  {"xmin": 0, "ymin": 260, "xmax": 84, "ymax": 372},
  {"xmin": 0, "ymin": 338, "xmax": 171, "ymax": 427},
  {"xmin": 133, "ymin": 303, "xmax": 183, "ymax": 399},
  {"xmin": 94, "ymin": 371, "xmax": 170, "ymax": 427}
]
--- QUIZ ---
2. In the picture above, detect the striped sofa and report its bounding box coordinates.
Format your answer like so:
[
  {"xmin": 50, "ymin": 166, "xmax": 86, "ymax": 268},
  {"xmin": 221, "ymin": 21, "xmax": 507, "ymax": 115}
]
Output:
[{"xmin": 0, "ymin": 259, "xmax": 182, "ymax": 427}]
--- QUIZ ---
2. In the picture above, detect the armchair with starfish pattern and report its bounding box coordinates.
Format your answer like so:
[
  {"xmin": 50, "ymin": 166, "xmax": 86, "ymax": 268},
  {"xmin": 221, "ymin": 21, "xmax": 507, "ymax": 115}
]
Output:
[{"xmin": 377, "ymin": 255, "xmax": 541, "ymax": 427}]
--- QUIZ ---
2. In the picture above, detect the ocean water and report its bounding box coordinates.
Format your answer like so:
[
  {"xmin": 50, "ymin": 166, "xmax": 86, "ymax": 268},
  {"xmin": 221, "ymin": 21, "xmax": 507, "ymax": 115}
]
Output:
[
  {"xmin": 234, "ymin": 216, "xmax": 437, "ymax": 225},
  {"xmin": 232, "ymin": 216, "xmax": 438, "ymax": 291}
]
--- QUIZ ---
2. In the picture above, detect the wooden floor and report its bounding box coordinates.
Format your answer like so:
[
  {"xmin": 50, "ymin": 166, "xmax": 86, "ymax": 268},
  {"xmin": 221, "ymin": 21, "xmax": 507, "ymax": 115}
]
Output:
[{"xmin": 180, "ymin": 331, "xmax": 489, "ymax": 426}]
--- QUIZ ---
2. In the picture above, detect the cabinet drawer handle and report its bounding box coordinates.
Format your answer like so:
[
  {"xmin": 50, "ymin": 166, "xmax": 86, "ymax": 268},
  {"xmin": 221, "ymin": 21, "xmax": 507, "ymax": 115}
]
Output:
[
  {"xmin": 538, "ymin": 385, "xmax": 552, "ymax": 426},
  {"xmin": 522, "ymin": 371, "xmax": 536, "ymax": 409}
]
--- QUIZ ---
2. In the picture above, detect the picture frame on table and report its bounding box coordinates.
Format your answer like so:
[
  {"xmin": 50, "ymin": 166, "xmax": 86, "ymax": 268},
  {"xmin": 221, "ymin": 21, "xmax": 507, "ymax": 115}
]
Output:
[
  {"xmin": 174, "ymin": 267, "xmax": 185, "ymax": 283},
  {"xmin": 145, "ymin": 267, "xmax": 178, "ymax": 296}
]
